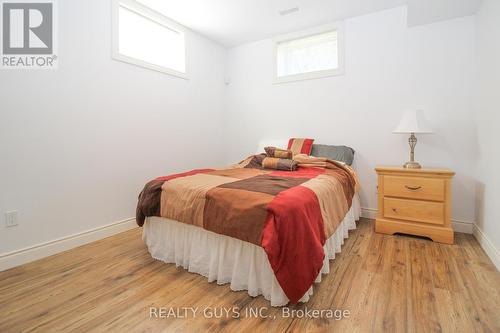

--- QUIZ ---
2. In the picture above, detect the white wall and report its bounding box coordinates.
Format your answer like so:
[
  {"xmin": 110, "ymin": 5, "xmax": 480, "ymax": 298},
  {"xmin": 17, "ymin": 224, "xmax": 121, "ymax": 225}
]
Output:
[
  {"xmin": 225, "ymin": 6, "xmax": 477, "ymax": 226},
  {"xmin": 475, "ymin": 0, "xmax": 500, "ymax": 261},
  {"xmin": 1, "ymin": 3, "xmax": 490, "ymax": 265},
  {"xmin": 0, "ymin": 0, "xmax": 226, "ymax": 254}
]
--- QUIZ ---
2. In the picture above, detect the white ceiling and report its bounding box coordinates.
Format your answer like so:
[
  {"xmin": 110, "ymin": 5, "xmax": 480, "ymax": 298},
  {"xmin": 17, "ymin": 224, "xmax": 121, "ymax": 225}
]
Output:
[
  {"xmin": 138, "ymin": 0, "xmax": 407, "ymax": 46},
  {"xmin": 137, "ymin": 0, "xmax": 481, "ymax": 47}
]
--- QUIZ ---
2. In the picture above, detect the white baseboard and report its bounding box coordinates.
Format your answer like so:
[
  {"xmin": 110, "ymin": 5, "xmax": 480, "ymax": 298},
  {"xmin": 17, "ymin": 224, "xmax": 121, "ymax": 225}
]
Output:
[
  {"xmin": 473, "ymin": 225, "xmax": 500, "ymax": 271},
  {"xmin": 0, "ymin": 217, "xmax": 137, "ymax": 272},
  {"xmin": 361, "ymin": 207, "xmax": 377, "ymax": 219},
  {"xmin": 3, "ymin": 212, "xmax": 494, "ymax": 274},
  {"xmin": 451, "ymin": 219, "xmax": 474, "ymax": 234},
  {"xmin": 361, "ymin": 207, "xmax": 474, "ymax": 234}
]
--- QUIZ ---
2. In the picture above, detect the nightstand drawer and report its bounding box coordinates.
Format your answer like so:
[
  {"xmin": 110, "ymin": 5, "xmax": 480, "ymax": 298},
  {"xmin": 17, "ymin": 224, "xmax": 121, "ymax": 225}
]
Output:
[
  {"xmin": 383, "ymin": 197, "xmax": 444, "ymax": 225},
  {"xmin": 384, "ymin": 176, "xmax": 445, "ymax": 201}
]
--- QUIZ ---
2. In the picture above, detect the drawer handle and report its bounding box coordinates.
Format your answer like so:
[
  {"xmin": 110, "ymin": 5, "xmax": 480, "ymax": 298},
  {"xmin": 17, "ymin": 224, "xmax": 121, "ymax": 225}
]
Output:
[{"xmin": 405, "ymin": 185, "xmax": 422, "ymax": 191}]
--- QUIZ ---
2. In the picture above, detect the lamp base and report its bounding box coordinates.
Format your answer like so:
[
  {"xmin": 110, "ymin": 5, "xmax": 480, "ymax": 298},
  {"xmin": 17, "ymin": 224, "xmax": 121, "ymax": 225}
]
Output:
[{"xmin": 403, "ymin": 161, "xmax": 422, "ymax": 169}]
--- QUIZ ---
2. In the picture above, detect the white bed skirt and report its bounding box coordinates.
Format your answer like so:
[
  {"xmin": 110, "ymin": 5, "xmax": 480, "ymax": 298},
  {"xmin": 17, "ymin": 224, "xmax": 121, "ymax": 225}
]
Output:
[{"xmin": 143, "ymin": 195, "xmax": 361, "ymax": 306}]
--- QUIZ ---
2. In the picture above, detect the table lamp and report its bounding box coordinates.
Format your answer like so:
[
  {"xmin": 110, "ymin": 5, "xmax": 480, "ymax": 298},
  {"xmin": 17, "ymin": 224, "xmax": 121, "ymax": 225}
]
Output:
[{"xmin": 393, "ymin": 110, "xmax": 433, "ymax": 169}]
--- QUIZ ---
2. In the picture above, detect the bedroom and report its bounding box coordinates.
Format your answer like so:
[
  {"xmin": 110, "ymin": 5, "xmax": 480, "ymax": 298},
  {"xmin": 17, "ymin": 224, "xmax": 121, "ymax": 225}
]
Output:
[{"xmin": 0, "ymin": 0, "xmax": 499, "ymax": 332}]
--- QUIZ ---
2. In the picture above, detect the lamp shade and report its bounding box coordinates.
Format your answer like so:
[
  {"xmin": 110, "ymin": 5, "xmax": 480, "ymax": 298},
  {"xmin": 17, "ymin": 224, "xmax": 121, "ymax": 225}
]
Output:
[{"xmin": 393, "ymin": 110, "xmax": 433, "ymax": 134}]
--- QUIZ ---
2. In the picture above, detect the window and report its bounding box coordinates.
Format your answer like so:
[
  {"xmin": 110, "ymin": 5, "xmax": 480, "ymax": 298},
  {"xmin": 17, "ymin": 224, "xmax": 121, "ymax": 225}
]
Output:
[
  {"xmin": 273, "ymin": 23, "xmax": 344, "ymax": 83},
  {"xmin": 112, "ymin": 0, "xmax": 187, "ymax": 78}
]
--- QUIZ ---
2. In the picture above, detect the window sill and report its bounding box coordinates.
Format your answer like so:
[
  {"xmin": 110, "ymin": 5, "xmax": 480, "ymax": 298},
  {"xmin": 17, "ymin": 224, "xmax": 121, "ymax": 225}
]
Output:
[
  {"xmin": 273, "ymin": 68, "xmax": 344, "ymax": 84},
  {"xmin": 112, "ymin": 53, "xmax": 189, "ymax": 80}
]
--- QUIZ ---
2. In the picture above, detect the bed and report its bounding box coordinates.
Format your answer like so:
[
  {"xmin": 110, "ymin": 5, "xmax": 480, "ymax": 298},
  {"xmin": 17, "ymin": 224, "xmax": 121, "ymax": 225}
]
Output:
[{"xmin": 136, "ymin": 148, "xmax": 360, "ymax": 306}]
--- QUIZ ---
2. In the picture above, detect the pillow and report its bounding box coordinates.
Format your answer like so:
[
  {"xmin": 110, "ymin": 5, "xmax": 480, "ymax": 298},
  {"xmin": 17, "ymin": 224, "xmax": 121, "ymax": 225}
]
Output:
[
  {"xmin": 287, "ymin": 138, "xmax": 314, "ymax": 156},
  {"xmin": 264, "ymin": 146, "xmax": 293, "ymax": 159},
  {"xmin": 310, "ymin": 144, "xmax": 355, "ymax": 166},
  {"xmin": 262, "ymin": 157, "xmax": 298, "ymax": 171}
]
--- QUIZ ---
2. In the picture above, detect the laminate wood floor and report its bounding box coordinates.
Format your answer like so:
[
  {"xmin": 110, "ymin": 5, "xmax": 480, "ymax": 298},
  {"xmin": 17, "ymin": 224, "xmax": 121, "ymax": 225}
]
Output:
[{"xmin": 0, "ymin": 219, "xmax": 499, "ymax": 333}]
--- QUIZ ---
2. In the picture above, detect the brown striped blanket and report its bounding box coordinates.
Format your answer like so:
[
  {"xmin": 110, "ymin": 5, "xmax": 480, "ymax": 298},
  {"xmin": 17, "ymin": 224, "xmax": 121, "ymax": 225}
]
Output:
[{"xmin": 136, "ymin": 155, "xmax": 358, "ymax": 304}]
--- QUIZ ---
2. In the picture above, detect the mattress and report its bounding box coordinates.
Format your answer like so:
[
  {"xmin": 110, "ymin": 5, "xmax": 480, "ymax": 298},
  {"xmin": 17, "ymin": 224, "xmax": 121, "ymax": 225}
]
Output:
[{"xmin": 142, "ymin": 194, "xmax": 361, "ymax": 306}]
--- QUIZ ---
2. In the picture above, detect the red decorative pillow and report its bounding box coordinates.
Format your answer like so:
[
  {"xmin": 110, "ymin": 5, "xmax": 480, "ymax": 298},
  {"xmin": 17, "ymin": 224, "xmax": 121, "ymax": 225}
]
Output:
[{"xmin": 287, "ymin": 138, "xmax": 314, "ymax": 156}]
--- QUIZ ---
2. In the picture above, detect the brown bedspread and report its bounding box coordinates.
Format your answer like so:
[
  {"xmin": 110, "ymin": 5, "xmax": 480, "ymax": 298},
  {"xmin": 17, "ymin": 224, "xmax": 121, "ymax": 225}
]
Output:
[{"xmin": 136, "ymin": 155, "xmax": 357, "ymax": 304}]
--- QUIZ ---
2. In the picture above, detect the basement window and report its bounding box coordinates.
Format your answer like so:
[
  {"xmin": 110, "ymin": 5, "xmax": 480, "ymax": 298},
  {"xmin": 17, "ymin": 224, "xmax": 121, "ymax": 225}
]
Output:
[
  {"xmin": 112, "ymin": 0, "xmax": 187, "ymax": 79},
  {"xmin": 273, "ymin": 23, "xmax": 344, "ymax": 83}
]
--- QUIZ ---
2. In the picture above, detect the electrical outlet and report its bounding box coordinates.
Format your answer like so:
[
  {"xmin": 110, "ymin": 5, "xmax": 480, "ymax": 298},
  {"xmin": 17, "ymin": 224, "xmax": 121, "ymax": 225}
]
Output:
[{"xmin": 5, "ymin": 211, "xmax": 18, "ymax": 227}]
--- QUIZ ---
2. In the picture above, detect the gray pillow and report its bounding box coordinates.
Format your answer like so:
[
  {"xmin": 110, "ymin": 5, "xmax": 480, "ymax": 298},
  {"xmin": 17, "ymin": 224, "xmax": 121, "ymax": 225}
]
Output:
[{"xmin": 311, "ymin": 144, "xmax": 355, "ymax": 166}]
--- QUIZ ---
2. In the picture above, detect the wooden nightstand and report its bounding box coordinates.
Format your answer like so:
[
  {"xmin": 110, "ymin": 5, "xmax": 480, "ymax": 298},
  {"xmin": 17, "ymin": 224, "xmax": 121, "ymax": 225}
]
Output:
[{"xmin": 375, "ymin": 166, "xmax": 455, "ymax": 244}]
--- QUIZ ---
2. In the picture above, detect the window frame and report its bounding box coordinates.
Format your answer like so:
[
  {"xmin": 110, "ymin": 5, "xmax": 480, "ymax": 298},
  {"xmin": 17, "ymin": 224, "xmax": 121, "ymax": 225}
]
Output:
[
  {"xmin": 111, "ymin": 0, "xmax": 188, "ymax": 79},
  {"xmin": 272, "ymin": 22, "xmax": 345, "ymax": 84}
]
